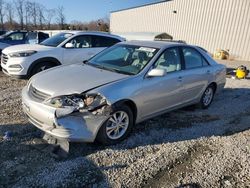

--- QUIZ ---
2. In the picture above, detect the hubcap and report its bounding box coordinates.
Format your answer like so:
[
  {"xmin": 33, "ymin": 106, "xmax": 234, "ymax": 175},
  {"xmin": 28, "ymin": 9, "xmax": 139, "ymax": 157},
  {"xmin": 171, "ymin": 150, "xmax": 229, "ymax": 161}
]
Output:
[
  {"xmin": 37, "ymin": 64, "xmax": 52, "ymax": 73},
  {"xmin": 38, "ymin": 66, "xmax": 47, "ymax": 72},
  {"xmin": 106, "ymin": 111, "xmax": 129, "ymax": 140},
  {"xmin": 203, "ymin": 87, "xmax": 213, "ymax": 106}
]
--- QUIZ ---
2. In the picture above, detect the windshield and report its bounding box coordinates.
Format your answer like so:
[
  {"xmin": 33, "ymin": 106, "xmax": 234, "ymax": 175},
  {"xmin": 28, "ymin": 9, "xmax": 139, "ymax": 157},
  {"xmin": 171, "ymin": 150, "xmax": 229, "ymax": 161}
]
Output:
[
  {"xmin": 40, "ymin": 33, "xmax": 73, "ymax": 47},
  {"xmin": 1, "ymin": 31, "xmax": 13, "ymax": 37},
  {"xmin": 88, "ymin": 44, "xmax": 159, "ymax": 75},
  {"xmin": 1, "ymin": 31, "xmax": 13, "ymax": 38}
]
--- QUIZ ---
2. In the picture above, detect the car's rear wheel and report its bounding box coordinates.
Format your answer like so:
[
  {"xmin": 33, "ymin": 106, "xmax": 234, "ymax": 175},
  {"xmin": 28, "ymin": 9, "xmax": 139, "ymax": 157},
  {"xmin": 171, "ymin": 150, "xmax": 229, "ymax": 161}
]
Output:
[
  {"xmin": 96, "ymin": 105, "xmax": 133, "ymax": 145},
  {"xmin": 199, "ymin": 85, "xmax": 215, "ymax": 109},
  {"xmin": 30, "ymin": 62, "xmax": 55, "ymax": 76}
]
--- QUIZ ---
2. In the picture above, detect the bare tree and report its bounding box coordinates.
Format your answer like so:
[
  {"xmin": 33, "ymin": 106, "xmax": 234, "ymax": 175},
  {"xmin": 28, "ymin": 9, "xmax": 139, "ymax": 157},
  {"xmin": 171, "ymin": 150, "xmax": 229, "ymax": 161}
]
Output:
[
  {"xmin": 5, "ymin": 2, "xmax": 14, "ymax": 29},
  {"xmin": 97, "ymin": 19, "xmax": 109, "ymax": 32},
  {"xmin": 0, "ymin": 0, "xmax": 4, "ymax": 30},
  {"xmin": 24, "ymin": 0, "xmax": 33, "ymax": 29},
  {"xmin": 71, "ymin": 20, "xmax": 83, "ymax": 30},
  {"xmin": 45, "ymin": 8, "xmax": 55, "ymax": 29},
  {"xmin": 56, "ymin": 6, "xmax": 65, "ymax": 29},
  {"xmin": 0, "ymin": 0, "xmax": 109, "ymax": 31},
  {"xmin": 15, "ymin": 0, "xmax": 25, "ymax": 29},
  {"xmin": 37, "ymin": 4, "xmax": 45, "ymax": 29},
  {"xmin": 69, "ymin": 17, "xmax": 110, "ymax": 32},
  {"xmin": 29, "ymin": 2, "xmax": 39, "ymax": 29}
]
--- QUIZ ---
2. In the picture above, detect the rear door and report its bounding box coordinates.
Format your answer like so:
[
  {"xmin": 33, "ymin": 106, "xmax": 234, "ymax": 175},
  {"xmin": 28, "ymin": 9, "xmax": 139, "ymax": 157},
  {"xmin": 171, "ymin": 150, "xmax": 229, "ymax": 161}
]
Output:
[{"xmin": 180, "ymin": 46, "xmax": 212, "ymax": 103}]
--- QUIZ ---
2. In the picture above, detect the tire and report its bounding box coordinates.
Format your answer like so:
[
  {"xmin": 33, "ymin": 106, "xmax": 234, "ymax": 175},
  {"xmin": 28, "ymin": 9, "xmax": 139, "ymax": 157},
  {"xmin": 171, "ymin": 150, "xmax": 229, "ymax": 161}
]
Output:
[
  {"xmin": 198, "ymin": 85, "xmax": 215, "ymax": 109},
  {"xmin": 96, "ymin": 105, "xmax": 134, "ymax": 145},
  {"xmin": 30, "ymin": 62, "xmax": 55, "ymax": 77}
]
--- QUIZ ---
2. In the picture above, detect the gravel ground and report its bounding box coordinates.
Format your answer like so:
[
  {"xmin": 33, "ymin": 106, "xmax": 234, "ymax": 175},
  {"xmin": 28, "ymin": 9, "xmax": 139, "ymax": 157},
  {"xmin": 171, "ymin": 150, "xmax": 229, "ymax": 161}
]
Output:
[{"xmin": 0, "ymin": 60, "xmax": 250, "ymax": 188}]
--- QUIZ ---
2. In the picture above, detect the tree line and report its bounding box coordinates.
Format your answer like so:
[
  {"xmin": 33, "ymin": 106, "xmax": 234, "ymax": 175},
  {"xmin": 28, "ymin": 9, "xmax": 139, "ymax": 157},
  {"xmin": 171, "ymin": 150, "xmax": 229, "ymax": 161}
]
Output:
[{"xmin": 0, "ymin": 0, "xmax": 109, "ymax": 31}]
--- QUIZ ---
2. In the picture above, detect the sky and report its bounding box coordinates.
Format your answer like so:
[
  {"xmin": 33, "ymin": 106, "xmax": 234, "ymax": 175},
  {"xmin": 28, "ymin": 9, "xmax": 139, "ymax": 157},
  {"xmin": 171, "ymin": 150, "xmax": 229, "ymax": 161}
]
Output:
[{"xmin": 33, "ymin": 0, "xmax": 161, "ymax": 23}]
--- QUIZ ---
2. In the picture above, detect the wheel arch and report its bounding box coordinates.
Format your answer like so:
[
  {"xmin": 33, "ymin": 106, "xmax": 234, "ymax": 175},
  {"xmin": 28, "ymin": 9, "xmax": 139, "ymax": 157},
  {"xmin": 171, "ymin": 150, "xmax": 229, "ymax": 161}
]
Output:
[
  {"xmin": 27, "ymin": 57, "xmax": 61, "ymax": 76},
  {"xmin": 208, "ymin": 82, "xmax": 217, "ymax": 93},
  {"xmin": 113, "ymin": 99, "xmax": 138, "ymax": 124}
]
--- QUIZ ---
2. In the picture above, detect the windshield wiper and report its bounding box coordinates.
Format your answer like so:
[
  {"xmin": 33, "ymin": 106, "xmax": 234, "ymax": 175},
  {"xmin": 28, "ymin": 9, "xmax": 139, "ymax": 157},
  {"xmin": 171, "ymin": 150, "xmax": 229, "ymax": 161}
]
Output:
[
  {"xmin": 107, "ymin": 68, "xmax": 135, "ymax": 75},
  {"xmin": 86, "ymin": 63, "xmax": 134, "ymax": 75},
  {"xmin": 86, "ymin": 63, "xmax": 103, "ymax": 69}
]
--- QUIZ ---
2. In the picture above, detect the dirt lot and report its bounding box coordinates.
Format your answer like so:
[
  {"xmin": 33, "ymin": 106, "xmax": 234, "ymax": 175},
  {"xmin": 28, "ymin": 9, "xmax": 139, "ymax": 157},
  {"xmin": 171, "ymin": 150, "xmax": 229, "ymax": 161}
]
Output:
[{"xmin": 0, "ymin": 60, "xmax": 250, "ymax": 188}]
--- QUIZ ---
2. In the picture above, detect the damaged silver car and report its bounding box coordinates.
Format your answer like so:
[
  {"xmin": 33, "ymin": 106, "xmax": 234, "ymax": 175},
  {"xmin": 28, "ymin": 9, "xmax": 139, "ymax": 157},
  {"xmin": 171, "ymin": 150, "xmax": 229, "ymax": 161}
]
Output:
[{"xmin": 22, "ymin": 41, "xmax": 226, "ymax": 145}]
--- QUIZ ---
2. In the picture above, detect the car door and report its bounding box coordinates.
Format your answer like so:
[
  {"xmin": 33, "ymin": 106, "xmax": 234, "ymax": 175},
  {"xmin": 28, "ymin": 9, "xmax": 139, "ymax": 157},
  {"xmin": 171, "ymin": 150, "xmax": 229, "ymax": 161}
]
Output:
[
  {"xmin": 62, "ymin": 35, "xmax": 96, "ymax": 65},
  {"xmin": 180, "ymin": 46, "xmax": 212, "ymax": 103},
  {"xmin": 141, "ymin": 47, "xmax": 185, "ymax": 118}
]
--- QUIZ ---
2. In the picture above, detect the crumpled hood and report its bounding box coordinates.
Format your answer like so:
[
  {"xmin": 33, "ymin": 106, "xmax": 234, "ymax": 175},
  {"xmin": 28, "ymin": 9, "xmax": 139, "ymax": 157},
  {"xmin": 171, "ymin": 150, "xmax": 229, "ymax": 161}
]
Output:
[
  {"xmin": 2, "ymin": 44, "xmax": 54, "ymax": 54},
  {"xmin": 31, "ymin": 64, "xmax": 129, "ymax": 97}
]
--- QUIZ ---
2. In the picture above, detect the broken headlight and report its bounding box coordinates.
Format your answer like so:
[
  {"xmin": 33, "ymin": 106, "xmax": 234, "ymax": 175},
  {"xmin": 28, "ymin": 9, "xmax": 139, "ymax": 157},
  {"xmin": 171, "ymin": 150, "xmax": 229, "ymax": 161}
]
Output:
[{"xmin": 83, "ymin": 93, "xmax": 108, "ymax": 111}]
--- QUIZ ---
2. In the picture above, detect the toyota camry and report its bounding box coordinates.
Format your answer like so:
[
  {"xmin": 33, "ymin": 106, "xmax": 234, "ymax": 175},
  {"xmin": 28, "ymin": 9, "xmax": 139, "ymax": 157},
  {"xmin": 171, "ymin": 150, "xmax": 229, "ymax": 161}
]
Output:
[{"xmin": 22, "ymin": 41, "xmax": 226, "ymax": 145}]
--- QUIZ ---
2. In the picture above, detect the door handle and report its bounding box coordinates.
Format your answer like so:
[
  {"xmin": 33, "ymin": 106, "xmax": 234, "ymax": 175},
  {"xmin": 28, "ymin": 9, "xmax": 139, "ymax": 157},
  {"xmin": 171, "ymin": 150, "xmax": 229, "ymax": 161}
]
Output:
[
  {"xmin": 207, "ymin": 70, "xmax": 211, "ymax": 74},
  {"xmin": 178, "ymin": 76, "xmax": 182, "ymax": 82}
]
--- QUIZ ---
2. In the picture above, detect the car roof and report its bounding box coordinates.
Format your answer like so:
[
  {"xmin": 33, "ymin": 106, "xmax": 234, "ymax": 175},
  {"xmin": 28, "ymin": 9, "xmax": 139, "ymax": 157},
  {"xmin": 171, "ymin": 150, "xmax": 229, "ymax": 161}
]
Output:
[
  {"xmin": 119, "ymin": 40, "xmax": 188, "ymax": 49},
  {"xmin": 60, "ymin": 30, "xmax": 125, "ymax": 40}
]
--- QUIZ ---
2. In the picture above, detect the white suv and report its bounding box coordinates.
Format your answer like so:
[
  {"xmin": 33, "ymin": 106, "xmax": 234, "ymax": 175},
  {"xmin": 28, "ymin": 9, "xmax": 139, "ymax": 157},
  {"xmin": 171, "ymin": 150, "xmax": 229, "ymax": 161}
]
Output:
[{"xmin": 1, "ymin": 31, "xmax": 124, "ymax": 78}]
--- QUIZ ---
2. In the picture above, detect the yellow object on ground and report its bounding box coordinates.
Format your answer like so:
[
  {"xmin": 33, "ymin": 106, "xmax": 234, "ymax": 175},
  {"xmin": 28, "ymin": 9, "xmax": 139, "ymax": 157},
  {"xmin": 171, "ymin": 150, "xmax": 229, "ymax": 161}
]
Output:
[
  {"xmin": 236, "ymin": 65, "xmax": 248, "ymax": 79},
  {"xmin": 214, "ymin": 49, "xmax": 229, "ymax": 60}
]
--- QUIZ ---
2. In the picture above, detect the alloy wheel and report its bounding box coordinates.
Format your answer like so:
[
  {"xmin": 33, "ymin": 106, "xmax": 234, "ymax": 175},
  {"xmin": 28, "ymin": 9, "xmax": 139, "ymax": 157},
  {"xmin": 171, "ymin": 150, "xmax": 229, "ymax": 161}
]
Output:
[
  {"xmin": 203, "ymin": 87, "xmax": 213, "ymax": 106},
  {"xmin": 106, "ymin": 111, "xmax": 129, "ymax": 140}
]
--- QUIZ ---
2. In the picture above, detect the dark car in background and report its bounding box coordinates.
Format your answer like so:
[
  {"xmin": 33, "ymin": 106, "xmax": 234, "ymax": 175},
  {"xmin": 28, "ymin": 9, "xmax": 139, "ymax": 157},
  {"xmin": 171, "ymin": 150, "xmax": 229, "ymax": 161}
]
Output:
[
  {"xmin": 0, "ymin": 31, "xmax": 49, "ymax": 54},
  {"xmin": 0, "ymin": 31, "xmax": 49, "ymax": 70},
  {"xmin": 0, "ymin": 31, "xmax": 49, "ymax": 45}
]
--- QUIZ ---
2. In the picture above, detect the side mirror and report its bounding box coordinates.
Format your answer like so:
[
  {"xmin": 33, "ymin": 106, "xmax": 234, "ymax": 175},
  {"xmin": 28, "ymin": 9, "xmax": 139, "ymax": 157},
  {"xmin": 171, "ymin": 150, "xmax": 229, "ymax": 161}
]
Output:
[
  {"xmin": 65, "ymin": 43, "xmax": 74, "ymax": 48},
  {"xmin": 147, "ymin": 68, "xmax": 166, "ymax": 77}
]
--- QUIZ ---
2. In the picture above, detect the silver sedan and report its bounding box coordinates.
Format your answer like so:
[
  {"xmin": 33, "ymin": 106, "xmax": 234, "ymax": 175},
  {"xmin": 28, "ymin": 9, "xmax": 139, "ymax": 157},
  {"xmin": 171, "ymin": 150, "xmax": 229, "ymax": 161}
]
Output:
[{"xmin": 22, "ymin": 41, "xmax": 226, "ymax": 145}]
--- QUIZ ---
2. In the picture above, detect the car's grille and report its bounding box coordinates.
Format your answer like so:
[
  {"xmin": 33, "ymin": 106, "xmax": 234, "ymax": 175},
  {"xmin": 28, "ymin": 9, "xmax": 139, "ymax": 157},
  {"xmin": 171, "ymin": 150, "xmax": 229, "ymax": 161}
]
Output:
[
  {"xmin": 28, "ymin": 84, "xmax": 51, "ymax": 102},
  {"xmin": 1, "ymin": 53, "xmax": 8, "ymax": 65}
]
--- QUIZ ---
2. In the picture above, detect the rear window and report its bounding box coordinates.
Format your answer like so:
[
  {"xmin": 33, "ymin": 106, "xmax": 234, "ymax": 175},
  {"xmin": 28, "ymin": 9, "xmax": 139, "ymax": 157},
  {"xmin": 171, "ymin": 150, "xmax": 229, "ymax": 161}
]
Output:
[
  {"xmin": 182, "ymin": 47, "xmax": 208, "ymax": 69},
  {"xmin": 92, "ymin": 36, "xmax": 121, "ymax": 47}
]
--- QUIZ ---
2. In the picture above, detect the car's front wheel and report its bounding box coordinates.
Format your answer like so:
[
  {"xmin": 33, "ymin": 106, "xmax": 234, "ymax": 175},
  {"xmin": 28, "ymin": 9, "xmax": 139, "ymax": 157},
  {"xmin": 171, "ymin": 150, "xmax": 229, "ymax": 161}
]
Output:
[
  {"xmin": 199, "ymin": 85, "xmax": 215, "ymax": 109},
  {"xmin": 96, "ymin": 105, "xmax": 133, "ymax": 145},
  {"xmin": 30, "ymin": 62, "xmax": 55, "ymax": 76}
]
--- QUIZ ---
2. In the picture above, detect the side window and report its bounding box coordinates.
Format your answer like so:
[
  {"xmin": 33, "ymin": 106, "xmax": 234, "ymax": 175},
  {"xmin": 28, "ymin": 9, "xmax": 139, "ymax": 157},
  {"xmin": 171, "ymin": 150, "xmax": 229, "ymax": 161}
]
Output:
[
  {"xmin": 27, "ymin": 32, "xmax": 37, "ymax": 40},
  {"xmin": 67, "ymin": 35, "xmax": 92, "ymax": 48},
  {"xmin": 105, "ymin": 37, "xmax": 121, "ymax": 47},
  {"xmin": 27, "ymin": 32, "xmax": 38, "ymax": 44},
  {"xmin": 8, "ymin": 32, "xmax": 25, "ymax": 40},
  {"xmin": 182, "ymin": 47, "xmax": 207, "ymax": 69},
  {"xmin": 154, "ymin": 47, "xmax": 181, "ymax": 73},
  {"xmin": 92, "ymin": 36, "xmax": 121, "ymax": 48},
  {"xmin": 202, "ymin": 58, "xmax": 209, "ymax": 66},
  {"xmin": 38, "ymin": 32, "xmax": 49, "ymax": 43}
]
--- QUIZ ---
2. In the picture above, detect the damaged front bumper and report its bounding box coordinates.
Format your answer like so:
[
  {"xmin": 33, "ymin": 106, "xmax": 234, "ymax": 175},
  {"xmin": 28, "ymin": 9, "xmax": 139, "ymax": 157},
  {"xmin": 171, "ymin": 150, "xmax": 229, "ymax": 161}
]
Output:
[{"xmin": 22, "ymin": 86, "xmax": 109, "ymax": 142}]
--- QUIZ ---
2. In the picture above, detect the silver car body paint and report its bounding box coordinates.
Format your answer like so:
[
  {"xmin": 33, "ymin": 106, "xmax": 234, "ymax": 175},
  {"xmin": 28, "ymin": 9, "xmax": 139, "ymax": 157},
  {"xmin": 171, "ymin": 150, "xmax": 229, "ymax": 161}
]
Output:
[{"xmin": 22, "ymin": 41, "xmax": 226, "ymax": 142}]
